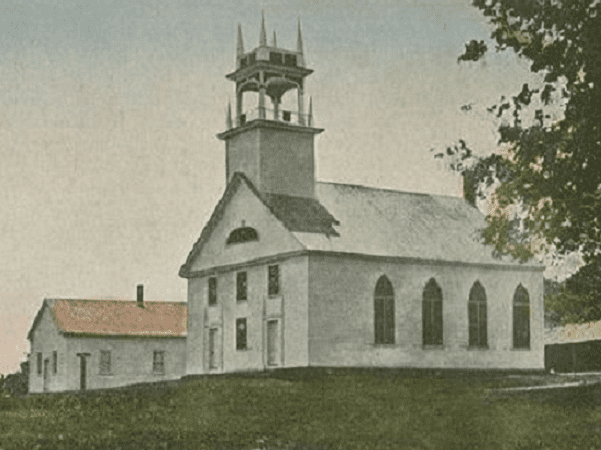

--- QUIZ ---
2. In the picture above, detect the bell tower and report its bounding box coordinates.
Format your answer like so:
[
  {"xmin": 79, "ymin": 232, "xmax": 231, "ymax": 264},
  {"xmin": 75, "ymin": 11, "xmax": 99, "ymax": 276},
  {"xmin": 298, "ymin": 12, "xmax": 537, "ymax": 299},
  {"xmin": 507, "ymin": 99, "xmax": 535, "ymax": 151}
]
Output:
[{"xmin": 217, "ymin": 14, "xmax": 323, "ymax": 199}]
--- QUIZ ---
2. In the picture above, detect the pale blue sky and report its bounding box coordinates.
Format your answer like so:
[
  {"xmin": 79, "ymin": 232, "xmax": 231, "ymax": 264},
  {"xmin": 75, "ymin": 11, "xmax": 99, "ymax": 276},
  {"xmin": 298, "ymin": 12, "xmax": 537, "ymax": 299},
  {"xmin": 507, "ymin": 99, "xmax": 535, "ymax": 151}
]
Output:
[{"xmin": 0, "ymin": 0, "xmax": 544, "ymax": 373}]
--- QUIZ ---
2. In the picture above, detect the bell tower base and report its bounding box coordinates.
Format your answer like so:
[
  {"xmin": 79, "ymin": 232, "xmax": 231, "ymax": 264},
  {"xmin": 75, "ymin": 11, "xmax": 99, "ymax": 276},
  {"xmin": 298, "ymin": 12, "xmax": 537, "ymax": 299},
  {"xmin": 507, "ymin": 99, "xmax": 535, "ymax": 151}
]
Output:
[{"xmin": 218, "ymin": 120, "xmax": 323, "ymax": 199}]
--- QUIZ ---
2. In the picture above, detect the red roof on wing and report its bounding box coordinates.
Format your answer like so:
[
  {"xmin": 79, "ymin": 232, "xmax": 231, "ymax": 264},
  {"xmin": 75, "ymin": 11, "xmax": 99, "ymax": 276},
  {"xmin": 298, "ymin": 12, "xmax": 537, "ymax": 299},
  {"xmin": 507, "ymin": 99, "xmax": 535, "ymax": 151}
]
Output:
[{"xmin": 30, "ymin": 299, "xmax": 188, "ymax": 338}]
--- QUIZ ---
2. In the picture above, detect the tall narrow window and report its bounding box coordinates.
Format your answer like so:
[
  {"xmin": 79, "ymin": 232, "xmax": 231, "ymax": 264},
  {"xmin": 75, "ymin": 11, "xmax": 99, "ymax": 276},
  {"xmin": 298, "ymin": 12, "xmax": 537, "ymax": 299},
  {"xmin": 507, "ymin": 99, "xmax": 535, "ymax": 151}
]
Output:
[
  {"xmin": 268, "ymin": 265, "xmax": 280, "ymax": 296},
  {"xmin": 100, "ymin": 350, "xmax": 112, "ymax": 375},
  {"xmin": 52, "ymin": 351, "xmax": 58, "ymax": 374},
  {"xmin": 236, "ymin": 318, "xmax": 248, "ymax": 350},
  {"xmin": 237, "ymin": 272, "xmax": 247, "ymax": 301},
  {"xmin": 423, "ymin": 278, "xmax": 443, "ymax": 346},
  {"xmin": 37, "ymin": 352, "xmax": 42, "ymax": 375},
  {"xmin": 153, "ymin": 351, "xmax": 165, "ymax": 374},
  {"xmin": 513, "ymin": 284, "xmax": 531, "ymax": 349},
  {"xmin": 208, "ymin": 277, "xmax": 217, "ymax": 306},
  {"xmin": 374, "ymin": 276, "xmax": 395, "ymax": 344},
  {"xmin": 468, "ymin": 281, "xmax": 488, "ymax": 348}
]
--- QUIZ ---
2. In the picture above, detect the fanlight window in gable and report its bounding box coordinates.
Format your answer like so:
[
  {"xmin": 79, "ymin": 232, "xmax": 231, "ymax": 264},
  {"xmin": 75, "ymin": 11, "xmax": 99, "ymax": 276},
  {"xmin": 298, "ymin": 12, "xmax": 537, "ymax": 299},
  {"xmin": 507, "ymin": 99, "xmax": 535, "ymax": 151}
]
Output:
[
  {"xmin": 226, "ymin": 227, "xmax": 259, "ymax": 245},
  {"xmin": 374, "ymin": 276, "xmax": 395, "ymax": 345}
]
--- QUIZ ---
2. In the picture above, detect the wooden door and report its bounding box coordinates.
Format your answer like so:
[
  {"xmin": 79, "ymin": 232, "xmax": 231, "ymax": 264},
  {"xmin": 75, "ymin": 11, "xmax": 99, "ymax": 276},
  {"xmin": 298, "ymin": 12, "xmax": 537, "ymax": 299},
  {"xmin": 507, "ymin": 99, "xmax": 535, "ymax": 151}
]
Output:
[
  {"xmin": 267, "ymin": 320, "xmax": 278, "ymax": 366},
  {"xmin": 208, "ymin": 328, "xmax": 218, "ymax": 370},
  {"xmin": 43, "ymin": 359, "xmax": 49, "ymax": 392},
  {"xmin": 80, "ymin": 356, "xmax": 87, "ymax": 391}
]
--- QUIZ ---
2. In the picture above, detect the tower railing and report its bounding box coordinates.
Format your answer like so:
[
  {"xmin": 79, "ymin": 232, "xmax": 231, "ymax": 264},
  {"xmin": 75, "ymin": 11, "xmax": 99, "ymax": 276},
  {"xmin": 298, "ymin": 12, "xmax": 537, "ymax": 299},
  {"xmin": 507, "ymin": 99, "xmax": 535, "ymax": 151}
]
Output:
[{"xmin": 237, "ymin": 107, "xmax": 312, "ymax": 127}]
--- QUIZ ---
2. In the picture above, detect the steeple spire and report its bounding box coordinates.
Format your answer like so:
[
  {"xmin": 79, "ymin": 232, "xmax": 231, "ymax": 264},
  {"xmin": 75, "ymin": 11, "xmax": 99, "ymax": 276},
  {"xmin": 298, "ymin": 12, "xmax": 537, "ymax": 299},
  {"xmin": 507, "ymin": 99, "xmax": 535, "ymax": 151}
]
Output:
[
  {"xmin": 237, "ymin": 23, "xmax": 244, "ymax": 57},
  {"xmin": 226, "ymin": 101, "xmax": 233, "ymax": 130},
  {"xmin": 297, "ymin": 18, "xmax": 304, "ymax": 65},
  {"xmin": 259, "ymin": 11, "xmax": 267, "ymax": 47},
  {"xmin": 219, "ymin": 16, "xmax": 323, "ymax": 199}
]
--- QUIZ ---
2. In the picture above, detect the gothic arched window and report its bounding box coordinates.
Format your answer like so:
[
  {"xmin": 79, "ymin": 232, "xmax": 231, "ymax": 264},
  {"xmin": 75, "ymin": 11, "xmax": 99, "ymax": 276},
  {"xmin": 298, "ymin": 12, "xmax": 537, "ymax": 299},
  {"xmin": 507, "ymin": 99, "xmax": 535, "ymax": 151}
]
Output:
[
  {"xmin": 513, "ymin": 284, "xmax": 530, "ymax": 349},
  {"xmin": 423, "ymin": 278, "xmax": 443, "ymax": 346},
  {"xmin": 468, "ymin": 281, "xmax": 487, "ymax": 348},
  {"xmin": 374, "ymin": 276, "xmax": 395, "ymax": 344},
  {"xmin": 226, "ymin": 227, "xmax": 259, "ymax": 245}
]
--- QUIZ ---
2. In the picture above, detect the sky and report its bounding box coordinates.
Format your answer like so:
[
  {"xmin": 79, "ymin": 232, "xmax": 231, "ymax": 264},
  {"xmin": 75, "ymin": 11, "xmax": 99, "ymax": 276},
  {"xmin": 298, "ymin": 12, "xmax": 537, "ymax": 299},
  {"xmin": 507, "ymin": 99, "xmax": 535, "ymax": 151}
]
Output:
[{"xmin": 0, "ymin": 0, "xmax": 566, "ymax": 374}]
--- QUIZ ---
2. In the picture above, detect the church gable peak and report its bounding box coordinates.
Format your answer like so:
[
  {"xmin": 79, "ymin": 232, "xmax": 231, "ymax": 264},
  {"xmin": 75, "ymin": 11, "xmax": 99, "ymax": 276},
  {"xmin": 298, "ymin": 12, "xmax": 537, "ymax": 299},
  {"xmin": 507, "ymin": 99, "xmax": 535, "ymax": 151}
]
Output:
[
  {"xmin": 179, "ymin": 173, "xmax": 305, "ymax": 277},
  {"xmin": 179, "ymin": 173, "xmax": 340, "ymax": 276}
]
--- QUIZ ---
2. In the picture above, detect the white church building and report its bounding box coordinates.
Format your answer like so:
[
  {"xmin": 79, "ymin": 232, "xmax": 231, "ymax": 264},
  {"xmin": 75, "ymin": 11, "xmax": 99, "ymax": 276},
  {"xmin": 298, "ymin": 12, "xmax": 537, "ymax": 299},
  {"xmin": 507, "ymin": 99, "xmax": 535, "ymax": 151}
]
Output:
[{"xmin": 179, "ymin": 17, "xmax": 545, "ymax": 376}]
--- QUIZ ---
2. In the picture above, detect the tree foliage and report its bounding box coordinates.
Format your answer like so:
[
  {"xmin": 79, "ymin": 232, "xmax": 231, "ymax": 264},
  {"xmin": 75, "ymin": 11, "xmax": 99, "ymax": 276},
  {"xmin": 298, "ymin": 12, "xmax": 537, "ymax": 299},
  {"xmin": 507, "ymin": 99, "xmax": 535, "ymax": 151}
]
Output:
[
  {"xmin": 436, "ymin": 0, "xmax": 601, "ymax": 269},
  {"xmin": 546, "ymin": 255, "xmax": 601, "ymax": 324}
]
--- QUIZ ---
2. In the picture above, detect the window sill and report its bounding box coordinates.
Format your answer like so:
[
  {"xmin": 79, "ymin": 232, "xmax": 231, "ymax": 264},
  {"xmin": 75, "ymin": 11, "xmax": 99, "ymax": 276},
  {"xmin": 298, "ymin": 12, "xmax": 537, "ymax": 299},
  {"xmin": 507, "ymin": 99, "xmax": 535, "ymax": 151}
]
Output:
[
  {"xmin": 153, "ymin": 371, "xmax": 166, "ymax": 376},
  {"xmin": 467, "ymin": 345, "xmax": 489, "ymax": 351},
  {"xmin": 236, "ymin": 299, "xmax": 248, "ymax": 303},
  {"xmin": 422, "ymin": 344, "xmax": 445, "ymax": 350},
  {"xmin": 372, "ymin": 342, "xmax": 397, "ymax": 347},
  {"xmin": 511, "ymin": 347, "xmax": 531, "ymax": 351}
]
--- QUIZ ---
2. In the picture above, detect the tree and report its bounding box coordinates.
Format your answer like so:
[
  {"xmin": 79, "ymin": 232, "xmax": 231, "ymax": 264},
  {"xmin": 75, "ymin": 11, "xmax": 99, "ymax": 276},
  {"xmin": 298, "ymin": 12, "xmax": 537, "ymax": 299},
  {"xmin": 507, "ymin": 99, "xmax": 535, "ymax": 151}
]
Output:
[
  {"xmin": 546, "ymin": 255, "xmax": 601, "ymax": 325},
  {"xmin": 438, "ymin": 0, "xmax": 601, "ymax": 265}
]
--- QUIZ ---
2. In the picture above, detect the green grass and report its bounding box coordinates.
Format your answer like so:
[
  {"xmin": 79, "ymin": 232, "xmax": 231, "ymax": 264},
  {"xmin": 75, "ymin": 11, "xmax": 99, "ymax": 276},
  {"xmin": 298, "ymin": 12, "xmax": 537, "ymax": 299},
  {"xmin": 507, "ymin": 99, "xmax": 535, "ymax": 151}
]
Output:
[{"xmin": 1, "ymin": 371, "xmax": 601, "ymax": 449}]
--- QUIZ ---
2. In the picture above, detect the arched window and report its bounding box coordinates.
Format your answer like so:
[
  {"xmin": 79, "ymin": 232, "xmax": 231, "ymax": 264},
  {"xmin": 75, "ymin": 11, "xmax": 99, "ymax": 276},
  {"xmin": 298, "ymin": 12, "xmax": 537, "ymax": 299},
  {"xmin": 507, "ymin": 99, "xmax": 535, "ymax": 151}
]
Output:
[
  {"xmin": 423, "ymin": 278, "xmax": 443, "ymax": 345},
  {"xmin": 226, "ymin": 227, "xmax": 259, "ymax": 245},
  {"xmin": 468, "ymin": 281, "xmax": 487, "ymax": 348},
  {"xmin": 374, "ymin": 276, "xmax": 395, "ymax": 344},
  {"xmin": 513, "ymin": 284, "xmax": 530, "ymax": 349}
]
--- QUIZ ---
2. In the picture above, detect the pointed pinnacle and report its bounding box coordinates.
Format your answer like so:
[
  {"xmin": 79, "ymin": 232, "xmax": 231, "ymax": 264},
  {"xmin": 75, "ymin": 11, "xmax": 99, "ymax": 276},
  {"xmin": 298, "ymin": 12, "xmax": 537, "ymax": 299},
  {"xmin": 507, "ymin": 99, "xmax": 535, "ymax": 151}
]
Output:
[
  {"xmin": 260, "ymin": 11, "xmax": 267, "ymax": 47},
  {"xmin": 297, "ymin": 17, "xmax": 305, "ymax": 65},
  {"xmin": 237, "ymin": 24, "xmax": 244, "ymax": 56},
  {"xmin": 272, "ymin": 31, "xmax": 277, "ymax": 48},
  {"xmin": 297, "ymin": 18, "xmax": 304, "ymax": 54},
  {"xmin": 226, "ymin": 102, "xmax": 233, "ymax": 129}
]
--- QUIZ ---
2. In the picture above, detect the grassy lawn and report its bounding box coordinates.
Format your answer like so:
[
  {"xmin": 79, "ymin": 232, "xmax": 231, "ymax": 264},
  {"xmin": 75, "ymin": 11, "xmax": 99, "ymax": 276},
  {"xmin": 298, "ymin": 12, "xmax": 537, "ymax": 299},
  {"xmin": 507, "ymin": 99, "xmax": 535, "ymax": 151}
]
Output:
[{"xmin": 1, "ymin": 371, "xmax": 601, "ymax": 449}]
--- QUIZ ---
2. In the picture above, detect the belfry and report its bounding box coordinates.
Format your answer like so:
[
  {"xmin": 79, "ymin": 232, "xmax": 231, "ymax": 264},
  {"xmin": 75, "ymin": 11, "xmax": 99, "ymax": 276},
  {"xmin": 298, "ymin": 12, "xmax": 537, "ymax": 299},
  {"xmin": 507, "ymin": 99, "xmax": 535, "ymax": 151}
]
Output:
[{"xmin": 217, "ymin": 14, "xmax": 323, "ymax": 199}]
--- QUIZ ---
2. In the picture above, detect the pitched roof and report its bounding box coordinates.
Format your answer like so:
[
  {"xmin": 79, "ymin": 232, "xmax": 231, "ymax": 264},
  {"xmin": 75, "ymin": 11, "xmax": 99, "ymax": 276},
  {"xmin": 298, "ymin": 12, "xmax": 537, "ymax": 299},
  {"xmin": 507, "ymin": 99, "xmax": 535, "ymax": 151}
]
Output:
[
  {"xmin": 262, "ymin": 192, "xmax": 339, "ymax": 236},
  {"xmin": 28, "ymin": 299, "xmax": 187, "ymax": 340},
  {"xmin": 180, "ymin": 174, "xmax": 541, "ymax": 276},
  {"xmin": 545, "ymin": 320, "xmax": 601, "ymax": 345},
  {"xmin": 179, "ymin": 172, "xmax": 339, "ymax": 276},
  {"xmin": 294, "ymin": 182, "xmax": 539, "ymax": 267}
]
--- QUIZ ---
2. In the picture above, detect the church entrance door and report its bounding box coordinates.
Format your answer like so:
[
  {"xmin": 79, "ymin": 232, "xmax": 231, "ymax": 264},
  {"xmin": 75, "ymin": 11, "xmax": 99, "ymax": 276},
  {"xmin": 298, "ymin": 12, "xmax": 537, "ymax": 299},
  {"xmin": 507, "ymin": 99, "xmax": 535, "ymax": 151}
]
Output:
[
  {"xmin": 43, "ymin": 359, "xmax": 49, "ymax": 391},
  {"xmin": 208, "ymin": 328, "xmax": 218, "ymax": 370},
  {"xmin": 267, "ymin": 320, "xmax": 279, "ymax": 366}
]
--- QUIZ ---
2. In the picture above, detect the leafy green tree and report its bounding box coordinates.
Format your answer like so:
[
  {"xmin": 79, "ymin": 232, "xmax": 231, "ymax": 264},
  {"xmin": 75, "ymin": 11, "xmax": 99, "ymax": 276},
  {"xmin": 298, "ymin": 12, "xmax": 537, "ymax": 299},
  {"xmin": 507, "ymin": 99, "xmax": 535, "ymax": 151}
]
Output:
[
  {"xmin": 436, "ymin": 0, "xmax": 601, "ymax": 323},
  {"xmin": 546, "ymin": 255, "xmax": 601, "ymax": 325},
  {"xmin": 438, "ymin": 0, "xmax": 601, "ymax": 266}
]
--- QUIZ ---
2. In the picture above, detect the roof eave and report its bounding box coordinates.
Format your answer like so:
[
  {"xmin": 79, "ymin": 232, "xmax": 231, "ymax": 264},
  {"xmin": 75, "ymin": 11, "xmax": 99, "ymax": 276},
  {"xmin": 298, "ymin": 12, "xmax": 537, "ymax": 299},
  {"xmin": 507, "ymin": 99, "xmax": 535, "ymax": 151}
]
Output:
[{"xmin": 61, "ymin": 332, "xmax": 187, "ymax": 339}]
